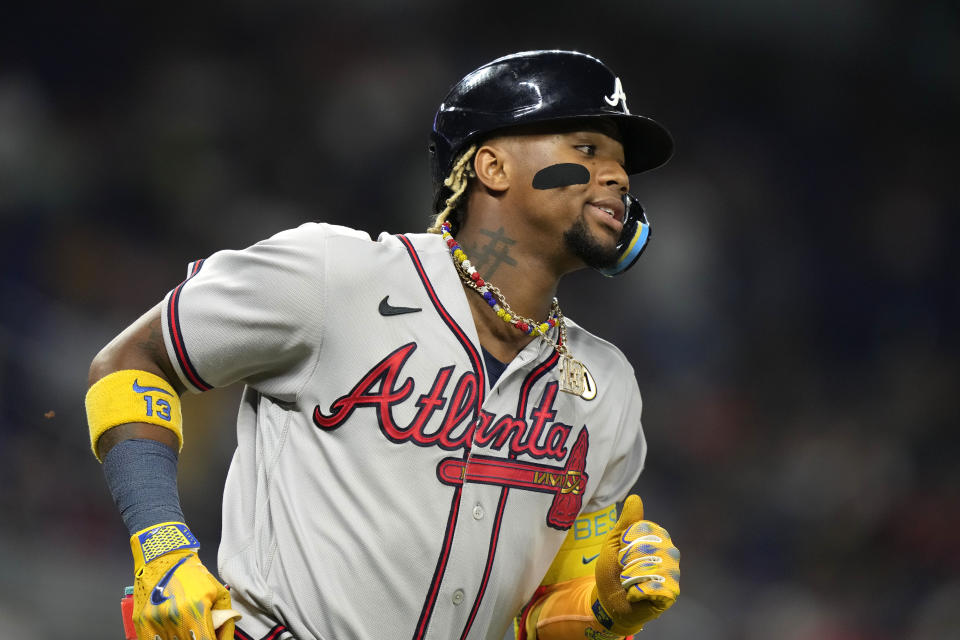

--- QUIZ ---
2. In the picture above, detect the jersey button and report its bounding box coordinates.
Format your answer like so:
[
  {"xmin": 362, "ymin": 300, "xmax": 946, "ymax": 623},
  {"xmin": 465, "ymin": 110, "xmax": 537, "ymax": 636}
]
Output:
[
  {"xmin": 452, "ymin": 589, "xmax": 465, "ymax": 605},
  {"xmin": 473, "ymin": 504, "xmax": 485, "ymax": 520}
]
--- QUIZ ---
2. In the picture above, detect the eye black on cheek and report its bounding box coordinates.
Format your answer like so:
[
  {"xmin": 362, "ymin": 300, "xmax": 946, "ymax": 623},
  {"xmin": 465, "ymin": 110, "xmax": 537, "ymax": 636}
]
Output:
[{"xmin": 532, "ymin": 163, "xmax": 591, "ymax": 190}]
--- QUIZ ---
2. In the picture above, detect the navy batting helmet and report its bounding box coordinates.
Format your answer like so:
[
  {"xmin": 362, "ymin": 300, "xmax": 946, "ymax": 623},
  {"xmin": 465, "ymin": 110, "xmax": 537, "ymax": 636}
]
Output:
[{"xmin": 429, "ymin": 50, "xmax": 673, "ymax": 275}]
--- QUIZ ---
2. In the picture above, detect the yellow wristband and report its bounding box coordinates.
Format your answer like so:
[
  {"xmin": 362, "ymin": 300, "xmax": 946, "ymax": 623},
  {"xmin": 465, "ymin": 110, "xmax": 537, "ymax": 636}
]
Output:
[{"xmin": 86, "ymin": 370, "xmax": 183, "ymax": 461}]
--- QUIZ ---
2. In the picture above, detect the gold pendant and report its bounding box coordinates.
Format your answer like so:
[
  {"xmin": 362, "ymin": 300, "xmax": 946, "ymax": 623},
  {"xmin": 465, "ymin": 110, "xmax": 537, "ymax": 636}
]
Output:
[{"xmin": 559, "ymin": 356, "xmax": 596, "ymax": 399}]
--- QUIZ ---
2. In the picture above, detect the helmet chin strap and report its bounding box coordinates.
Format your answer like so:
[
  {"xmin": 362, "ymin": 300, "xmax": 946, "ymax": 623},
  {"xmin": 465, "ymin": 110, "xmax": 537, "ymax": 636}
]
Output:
[{"xmin": 597, "ymin": 194, "xmax": 651, "ymax": 277}]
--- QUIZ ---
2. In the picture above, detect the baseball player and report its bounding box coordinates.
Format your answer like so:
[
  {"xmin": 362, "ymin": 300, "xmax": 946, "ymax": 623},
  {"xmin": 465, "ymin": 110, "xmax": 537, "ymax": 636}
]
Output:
[{"xmin": 86, "ymin": 50, "xmax": 680, "ymax": 640}]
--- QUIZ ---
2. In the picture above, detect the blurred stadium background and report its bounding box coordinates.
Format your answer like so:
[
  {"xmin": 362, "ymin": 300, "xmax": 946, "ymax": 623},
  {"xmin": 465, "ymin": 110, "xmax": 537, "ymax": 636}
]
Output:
[{"xmin": 1, "ymin": 1, "xmax": 957, "ymax": 638}]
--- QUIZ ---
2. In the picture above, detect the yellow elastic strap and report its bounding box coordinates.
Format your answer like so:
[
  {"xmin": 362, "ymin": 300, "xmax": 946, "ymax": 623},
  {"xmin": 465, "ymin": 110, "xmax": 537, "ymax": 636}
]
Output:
[
  {"xmin": 86, "ymin": 369, "xmax": 183, "ymax": 462},
  {"xmin": 130, "ymin": 521, "xmax": 199, "ymax": 571},
  {"xmin": 540, "ymin": 504, "xmax": 617, "ymax": 585}
]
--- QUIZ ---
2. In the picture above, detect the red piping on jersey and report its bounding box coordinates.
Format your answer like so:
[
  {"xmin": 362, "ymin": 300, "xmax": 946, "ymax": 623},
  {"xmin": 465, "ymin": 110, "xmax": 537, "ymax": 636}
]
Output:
[
  {"xmin": 234, "ymin": 623, "xmax": 288, "ymax": 640},
  {"xmin": 458, "ymin": 349, "xmax": 560, "ymax": 640},
  {"xmin": 166, "ymin": 259, "xmax": 213, "ymax": 391},
  {"xmin": 262, "ymin": 624, "xmax": 288, "ymax": 640},
  {"xmin": 397, "ymin": 235, "xmax": 486, "ymax": 640}
]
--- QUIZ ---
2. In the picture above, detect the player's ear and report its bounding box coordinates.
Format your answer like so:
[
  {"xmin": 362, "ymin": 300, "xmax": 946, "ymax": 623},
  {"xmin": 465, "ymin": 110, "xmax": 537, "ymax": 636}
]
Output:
[{"xmin": 473, "ymin": 143, "xmax": 511, "ymax": 194}]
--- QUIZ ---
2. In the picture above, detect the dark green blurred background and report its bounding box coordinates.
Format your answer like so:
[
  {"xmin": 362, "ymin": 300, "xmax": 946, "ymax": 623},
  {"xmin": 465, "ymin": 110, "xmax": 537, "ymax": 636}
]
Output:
[{"xmin": 1, "ymin": 1, "xmax": 957, "ymax": 638}]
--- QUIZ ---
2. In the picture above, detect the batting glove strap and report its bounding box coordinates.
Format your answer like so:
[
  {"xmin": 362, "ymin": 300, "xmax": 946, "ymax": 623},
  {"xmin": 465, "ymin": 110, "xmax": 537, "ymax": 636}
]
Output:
[
  {"xmin": 591, "ymin": 597, "xmax": 617, "ymax": 630},
  {"xmin": 131, "ymin": 521, "xmax": 200, "ymax": 571}
]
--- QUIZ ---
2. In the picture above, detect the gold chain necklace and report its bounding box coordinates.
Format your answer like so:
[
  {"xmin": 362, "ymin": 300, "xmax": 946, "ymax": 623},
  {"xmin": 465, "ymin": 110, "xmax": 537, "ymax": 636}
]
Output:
[{"xmin": 440, "ymin": 221, "xmax": 594, "ymax": 397}]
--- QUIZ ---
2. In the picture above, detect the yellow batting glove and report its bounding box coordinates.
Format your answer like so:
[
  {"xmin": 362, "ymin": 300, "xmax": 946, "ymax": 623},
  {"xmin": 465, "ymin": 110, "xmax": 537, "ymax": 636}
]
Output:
[
  {"xmin": 131, "ymin": 522, "xmax": 240, "ymax": 640},
  {"xmin": 591, "ymin": 495, "xmax": 680, "ymax": 636}
]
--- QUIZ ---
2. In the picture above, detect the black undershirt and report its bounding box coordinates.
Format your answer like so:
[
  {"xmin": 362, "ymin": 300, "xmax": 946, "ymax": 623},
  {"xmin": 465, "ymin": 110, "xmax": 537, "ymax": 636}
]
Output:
[{"xmin": 481, "ymin": 347, "xmax": 509, "ymax": 387}]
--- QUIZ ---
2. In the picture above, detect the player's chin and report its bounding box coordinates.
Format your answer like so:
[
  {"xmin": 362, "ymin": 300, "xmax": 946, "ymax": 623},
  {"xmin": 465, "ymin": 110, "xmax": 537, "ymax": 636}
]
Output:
[{"xmin": 563, "ymin": 217, "xmax": 620, "ymax": 271}]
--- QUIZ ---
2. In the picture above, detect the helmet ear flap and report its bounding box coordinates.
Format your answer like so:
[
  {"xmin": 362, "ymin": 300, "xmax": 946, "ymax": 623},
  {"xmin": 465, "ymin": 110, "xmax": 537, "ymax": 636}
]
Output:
[{"xmin": 597, "ymin": 194, "xmax": 651, "ymax": 277}]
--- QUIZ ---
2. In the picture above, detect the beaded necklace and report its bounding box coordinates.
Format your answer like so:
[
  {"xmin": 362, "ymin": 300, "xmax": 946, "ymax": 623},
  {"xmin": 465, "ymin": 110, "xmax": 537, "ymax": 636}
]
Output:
[{"xmin": 440, "ymin": 221, "xmax": 594, "ymax": 397}]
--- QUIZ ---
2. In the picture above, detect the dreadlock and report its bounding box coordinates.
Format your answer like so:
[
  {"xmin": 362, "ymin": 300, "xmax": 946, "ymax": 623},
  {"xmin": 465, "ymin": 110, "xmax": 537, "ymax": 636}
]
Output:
[{"xmin": 427, "ymin": 145, "xmax": 477, "ymax": 235}]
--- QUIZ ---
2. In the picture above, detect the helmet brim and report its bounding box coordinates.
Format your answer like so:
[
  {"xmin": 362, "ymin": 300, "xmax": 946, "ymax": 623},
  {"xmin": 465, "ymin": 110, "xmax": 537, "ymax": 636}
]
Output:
[{"xmin": 610, "ymin": 113, "xmax": 675, "ymax": 174}]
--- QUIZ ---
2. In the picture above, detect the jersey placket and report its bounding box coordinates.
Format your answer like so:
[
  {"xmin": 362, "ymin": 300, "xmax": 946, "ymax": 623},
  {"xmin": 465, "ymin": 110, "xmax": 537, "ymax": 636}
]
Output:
[{"xmin": 445, "ymin": 344, "xmax": 563, "ymax": 639}]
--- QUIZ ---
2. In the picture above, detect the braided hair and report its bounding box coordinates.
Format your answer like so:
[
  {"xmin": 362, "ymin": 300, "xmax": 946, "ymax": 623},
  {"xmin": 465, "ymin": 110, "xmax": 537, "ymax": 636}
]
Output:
[{"xmin": 427, "ymin": 145, "xmax": 477, "ymax": 235}]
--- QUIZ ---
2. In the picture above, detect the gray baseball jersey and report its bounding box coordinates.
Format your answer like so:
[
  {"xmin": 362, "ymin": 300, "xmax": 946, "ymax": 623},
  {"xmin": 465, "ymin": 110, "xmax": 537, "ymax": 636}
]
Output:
[{"xmin": 160, "ymin": 222, "xmax": 647, "ymax": 640}]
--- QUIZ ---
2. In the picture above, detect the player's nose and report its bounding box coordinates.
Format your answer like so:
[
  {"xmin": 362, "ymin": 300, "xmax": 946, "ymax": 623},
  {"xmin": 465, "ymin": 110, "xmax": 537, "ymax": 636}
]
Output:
[{"xmin": 596, "ymin": 158, "xmax": 629, "ymax": 194}]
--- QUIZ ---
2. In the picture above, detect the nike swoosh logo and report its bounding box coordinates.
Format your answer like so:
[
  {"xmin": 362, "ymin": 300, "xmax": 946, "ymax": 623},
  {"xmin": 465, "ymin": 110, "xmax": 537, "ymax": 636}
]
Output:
[
  {"xmin": 132, "ymin": 379, "xmax": 173, "ymax": 395},
  {"xmin": 150, "ymin": 556, "xmax": 190, "ymax": 605},
  {"xmin": 379, "ymin": 295, "xmax": 422, "ymax": 316},
  {"xmin": 582, "ymin": 553, "xmax": 600, "ymax": 564}
]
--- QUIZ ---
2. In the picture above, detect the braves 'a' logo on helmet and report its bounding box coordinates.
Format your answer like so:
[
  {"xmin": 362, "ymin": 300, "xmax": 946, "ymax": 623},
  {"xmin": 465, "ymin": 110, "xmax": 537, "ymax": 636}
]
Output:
[{"xmin": 603, "ymin": 77, "xmax": 630, "ymax": 114}]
